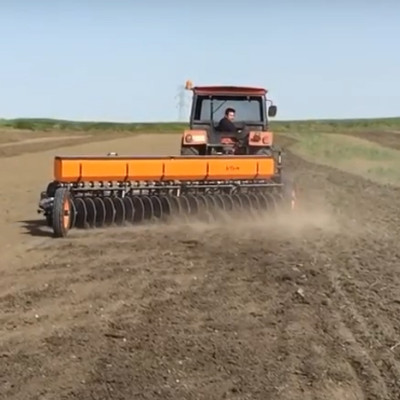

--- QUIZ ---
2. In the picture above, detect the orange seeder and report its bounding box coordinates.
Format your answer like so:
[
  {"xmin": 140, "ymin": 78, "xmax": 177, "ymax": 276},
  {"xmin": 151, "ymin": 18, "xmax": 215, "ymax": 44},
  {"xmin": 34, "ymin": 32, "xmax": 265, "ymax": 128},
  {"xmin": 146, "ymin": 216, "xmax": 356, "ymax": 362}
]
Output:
[
  {"xmin": 38, "ymin": 153, "xmax": 295, "ymax": 237},
  {"xmin": 37, "ymin": 82, "xmax": 297, "ymax": 237},
  {"xmin": 53, "ymin": 155, "xmax": 276, "ymax": 182}
]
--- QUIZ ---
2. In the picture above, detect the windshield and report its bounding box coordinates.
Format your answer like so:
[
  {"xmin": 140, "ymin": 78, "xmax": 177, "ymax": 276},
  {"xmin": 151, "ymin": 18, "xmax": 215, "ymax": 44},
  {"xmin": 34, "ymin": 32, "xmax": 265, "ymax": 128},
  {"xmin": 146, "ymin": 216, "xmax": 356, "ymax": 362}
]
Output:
[{"xmin": 193, "ymin": 95, "xmax": 264, "ymax": 123}]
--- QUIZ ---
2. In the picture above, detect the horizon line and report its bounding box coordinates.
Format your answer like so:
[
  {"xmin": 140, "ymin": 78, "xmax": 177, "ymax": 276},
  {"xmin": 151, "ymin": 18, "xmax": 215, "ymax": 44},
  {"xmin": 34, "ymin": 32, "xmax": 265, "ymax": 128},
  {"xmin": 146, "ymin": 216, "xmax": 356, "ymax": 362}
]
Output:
[{"xmin": 1, "ymin": 115, "xmax": 400, "ymax": 124}]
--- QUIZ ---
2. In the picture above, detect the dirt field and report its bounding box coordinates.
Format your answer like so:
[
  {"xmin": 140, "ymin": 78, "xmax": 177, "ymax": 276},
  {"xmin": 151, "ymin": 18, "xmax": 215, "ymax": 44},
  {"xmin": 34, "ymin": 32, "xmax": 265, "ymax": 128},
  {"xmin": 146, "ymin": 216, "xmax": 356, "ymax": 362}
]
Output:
[{"xmin": 1, "ymin": 131, "xmax": 400, "ymax": 400}]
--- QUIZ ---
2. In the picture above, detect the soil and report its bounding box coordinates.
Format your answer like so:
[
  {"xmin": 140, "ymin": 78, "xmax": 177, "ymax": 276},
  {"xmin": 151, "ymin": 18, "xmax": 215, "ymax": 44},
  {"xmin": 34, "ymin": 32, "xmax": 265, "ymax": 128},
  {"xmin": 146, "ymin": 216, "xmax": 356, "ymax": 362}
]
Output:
[
  {"xmin": 0, "ymin": 135, "xmax": 90, "ymax": 148},
  {"xmin": 0, "ymin": 132, "xmax": 400, "ymax": 399}
]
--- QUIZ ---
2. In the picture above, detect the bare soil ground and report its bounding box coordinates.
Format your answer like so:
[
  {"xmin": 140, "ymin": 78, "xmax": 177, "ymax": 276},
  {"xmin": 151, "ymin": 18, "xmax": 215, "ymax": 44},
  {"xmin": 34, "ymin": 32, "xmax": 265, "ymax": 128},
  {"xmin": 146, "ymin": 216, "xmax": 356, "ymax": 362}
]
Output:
[
  {"xmin": 0, "ymin": 128, "xmax": 134, "ymax": 158},
  {"xmin": 1, "ymin": 131, "xmax": 400, "ymax": 399}
]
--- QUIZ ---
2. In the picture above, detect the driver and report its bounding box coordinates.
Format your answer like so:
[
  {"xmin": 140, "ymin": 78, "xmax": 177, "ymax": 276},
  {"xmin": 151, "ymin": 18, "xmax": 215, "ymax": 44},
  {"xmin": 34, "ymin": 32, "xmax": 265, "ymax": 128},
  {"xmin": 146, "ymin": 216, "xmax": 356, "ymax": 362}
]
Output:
[{"xmin": 217, "ymin": 107, "xmax": 236, "ymax": 132}]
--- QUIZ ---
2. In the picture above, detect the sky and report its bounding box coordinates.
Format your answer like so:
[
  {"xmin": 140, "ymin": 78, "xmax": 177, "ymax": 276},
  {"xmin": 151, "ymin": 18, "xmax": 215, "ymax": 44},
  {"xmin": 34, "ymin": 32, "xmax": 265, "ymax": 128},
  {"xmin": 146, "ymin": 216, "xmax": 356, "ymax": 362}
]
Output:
[{"xmin": 0, "ymin": 0, "xmax": 399, "ymax": 122}]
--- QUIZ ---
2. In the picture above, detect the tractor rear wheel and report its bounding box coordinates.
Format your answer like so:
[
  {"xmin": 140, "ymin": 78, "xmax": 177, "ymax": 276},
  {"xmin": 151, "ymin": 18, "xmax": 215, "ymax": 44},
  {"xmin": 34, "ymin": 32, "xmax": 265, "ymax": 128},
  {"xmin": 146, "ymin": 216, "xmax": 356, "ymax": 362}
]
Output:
[
  {"xmin": 252, "ymin": 147, "xmax": 273, "ymax": 156},
  {"xmin": 181, "ymin": 146, "xmax": 200, "ymax": 156}
]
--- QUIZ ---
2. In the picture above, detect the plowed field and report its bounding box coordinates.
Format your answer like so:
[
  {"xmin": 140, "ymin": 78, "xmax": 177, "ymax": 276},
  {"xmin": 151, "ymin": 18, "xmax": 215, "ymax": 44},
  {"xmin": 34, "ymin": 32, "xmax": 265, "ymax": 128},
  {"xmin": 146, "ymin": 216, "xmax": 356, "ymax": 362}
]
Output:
[{"xmin": 1, "ymin": 131, "xmax": 400, "ymax": 400}]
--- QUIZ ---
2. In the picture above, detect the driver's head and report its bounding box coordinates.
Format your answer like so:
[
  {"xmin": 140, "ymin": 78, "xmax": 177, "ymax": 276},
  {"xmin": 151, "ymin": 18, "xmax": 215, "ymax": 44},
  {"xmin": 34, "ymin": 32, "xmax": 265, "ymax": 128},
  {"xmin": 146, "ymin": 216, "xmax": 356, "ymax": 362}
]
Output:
[{"xmin": 225, "ymin": 108, "xmax": 235, "ymax": 121}]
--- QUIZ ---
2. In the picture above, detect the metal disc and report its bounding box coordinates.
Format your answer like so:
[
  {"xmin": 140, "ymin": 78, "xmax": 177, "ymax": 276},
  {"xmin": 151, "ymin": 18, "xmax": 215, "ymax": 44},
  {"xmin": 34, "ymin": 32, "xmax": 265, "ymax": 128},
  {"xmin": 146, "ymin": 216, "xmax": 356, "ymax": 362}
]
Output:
[
  {"xmin": 142, "ymin": 196, "xmax": 154, "ymax": 220},
  {"xmin": 231, "ymin": 193, "xmax": 243, "ymax": 211},
  {"xmin": 186, "ymin": 194, "xmax": 199, "ymax": 215},
  {"xmin": 205, "ymin": 194, "xmax": 218, "ymax": 217},
  {"xmin": 103, "ymin": 197, "xmax": 116, "ymax": 226},
  {"xmin": 169, "ymin": 196, "xmax": 182, "ymax": 216},
  {"xmin": 195, "ymin": 194, "xmax": 211, "ymax": 221},
  {"xmin": 123, "ymin": 196, "xmax": 135, "ymax": 224},
  {"xmin": 196, "ymin": 194, "xmax": 208, "ymax": 212},
  {"xmin": 70, "ymin": 197, "xmax": 78, "ymax": 228},
  {"xmin": 74, "ymin": 197, "xmax": 87, "ymax": 229},
  {"xmin": 268, "ymin": 191, "xmax": 278, "ymax": 211},
  {"xmin": 221, "ymin": 194, "xmax": 234, "ymax": 212},
  {"xmin": 248, "ymin": 193, "xmax": 260, "ymax": 210},
  {"xmin": 257, "ymin": 192, "xmax": 269, "ymax": 210},
  {"xmin": 238, "ymin": 193, "xmax": 251, "ymax": 210},
  {"xmin": 83, "ymin": 197, "xmax": 96, "ymax": 228},
  {"xmin": 159, "ymin": 195, "xmax": 172, "ymax": 220},
  {"xmin": 112, "ymin": 197, "xmax": 126, "ymax": 225},
  {"xmin": 132, "ymin": 196, "xmax": 145, "ymax": 223},
  {"xmin": 179, "ymin": 195, "xmax": 190, "ymax": 215},
  {"xmin": 214, "ymin": 194, "xmax": 225, "ymax": 211},
  {"xmin": 93, "ymin": 197, "xmax": 106, "ymax": 227},
  {"xmin": 150, "ymin": 195, "xmax": 163, "ymax": 219}
]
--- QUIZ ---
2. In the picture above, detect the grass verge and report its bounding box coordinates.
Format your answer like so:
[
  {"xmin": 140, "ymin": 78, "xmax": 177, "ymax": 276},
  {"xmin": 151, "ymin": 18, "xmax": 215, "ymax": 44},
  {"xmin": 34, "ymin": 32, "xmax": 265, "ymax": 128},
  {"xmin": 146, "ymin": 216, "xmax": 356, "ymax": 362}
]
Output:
[
  {"xmin": 282, "ymin": 131, "xmax": 400, "ymax": 187},
  {"xmin": 1, "ymin": 116, "xmax": 400, "ymax": 134}
]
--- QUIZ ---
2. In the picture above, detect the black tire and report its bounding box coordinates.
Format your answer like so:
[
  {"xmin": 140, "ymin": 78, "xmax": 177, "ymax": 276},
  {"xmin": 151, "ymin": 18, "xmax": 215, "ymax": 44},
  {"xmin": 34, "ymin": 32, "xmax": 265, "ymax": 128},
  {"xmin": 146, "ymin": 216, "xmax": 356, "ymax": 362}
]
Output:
[
  {"xmin": 52, "ymin": 187, "xmax": 73, "ymax": 238},
  {"xmin": 253, "ymin": 147, "xmax": 273, "ymax": 156},
  {"xmin": 45, "ymin": 214, "xmax": 53, "ymax": 227},
  {"xmin": 181, "ymin": 146, "xmax": 200, "ymax": 156}
]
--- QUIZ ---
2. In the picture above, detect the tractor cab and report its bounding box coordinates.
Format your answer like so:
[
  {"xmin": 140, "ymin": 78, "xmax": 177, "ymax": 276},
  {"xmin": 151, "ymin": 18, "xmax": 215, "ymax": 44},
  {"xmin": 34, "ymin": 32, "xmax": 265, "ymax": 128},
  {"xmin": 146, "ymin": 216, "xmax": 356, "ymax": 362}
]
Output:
[{"xmin": 180, "ymin": 81, "xmax": 277, "ymax": 156}]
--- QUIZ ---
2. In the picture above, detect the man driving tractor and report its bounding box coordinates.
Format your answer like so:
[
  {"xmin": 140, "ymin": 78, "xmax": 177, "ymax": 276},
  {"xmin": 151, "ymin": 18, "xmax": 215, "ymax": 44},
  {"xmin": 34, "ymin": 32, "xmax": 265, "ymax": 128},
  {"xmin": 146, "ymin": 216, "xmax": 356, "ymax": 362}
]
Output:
[
  {"xmin": 216, "ymin": 107, "xmax": 248, "ymax": 149},
  {"xmin": 216, "ymin": 107, "xmax": 236, "ymax": 133}
]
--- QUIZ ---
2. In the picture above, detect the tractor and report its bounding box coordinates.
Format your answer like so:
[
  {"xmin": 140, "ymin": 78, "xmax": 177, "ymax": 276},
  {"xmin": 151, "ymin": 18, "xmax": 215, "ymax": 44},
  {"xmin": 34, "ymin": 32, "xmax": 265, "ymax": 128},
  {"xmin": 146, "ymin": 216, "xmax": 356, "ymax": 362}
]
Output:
[{"xmin": 180, "ymin": 81, "xmax": 277, "ymax": 156}]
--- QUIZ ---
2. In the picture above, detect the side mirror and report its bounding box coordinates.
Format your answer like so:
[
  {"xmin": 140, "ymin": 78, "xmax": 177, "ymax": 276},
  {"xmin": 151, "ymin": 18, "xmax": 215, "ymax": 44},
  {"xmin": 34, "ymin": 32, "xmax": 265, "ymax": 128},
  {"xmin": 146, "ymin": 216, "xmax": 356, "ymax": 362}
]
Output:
[{"xmin": 268, "ymin": 105, "xmax": 277, "ymax": 117}]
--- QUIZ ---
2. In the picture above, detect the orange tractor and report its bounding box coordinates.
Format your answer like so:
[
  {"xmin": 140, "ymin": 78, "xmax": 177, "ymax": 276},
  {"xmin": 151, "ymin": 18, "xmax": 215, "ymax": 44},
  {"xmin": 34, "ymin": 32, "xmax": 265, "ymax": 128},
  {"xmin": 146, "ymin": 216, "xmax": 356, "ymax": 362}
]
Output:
[
  {"xmin": 37, "ymin": 81, "xmax": 296, "ymax": 237},
  {"xmin": 180, "ymin": 81, "xmax": 277, "ymax": 156}
]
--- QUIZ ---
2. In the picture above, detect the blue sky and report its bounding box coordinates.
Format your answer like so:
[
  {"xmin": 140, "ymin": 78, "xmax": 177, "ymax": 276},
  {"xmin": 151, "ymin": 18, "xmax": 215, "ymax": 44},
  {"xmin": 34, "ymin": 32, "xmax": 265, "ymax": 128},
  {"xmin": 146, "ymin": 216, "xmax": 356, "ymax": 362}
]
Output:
[{"xmin": 0, "ymin": 1, "xmax": 399, "ymax": 122}]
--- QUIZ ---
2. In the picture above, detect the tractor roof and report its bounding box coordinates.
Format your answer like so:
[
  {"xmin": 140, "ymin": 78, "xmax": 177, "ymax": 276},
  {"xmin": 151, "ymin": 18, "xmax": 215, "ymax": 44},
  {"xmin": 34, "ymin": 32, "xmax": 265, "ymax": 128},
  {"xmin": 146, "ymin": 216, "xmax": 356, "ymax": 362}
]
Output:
[{"xmin": 192, "ymin": 85, "xmax": 267, "ymax": 96}]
